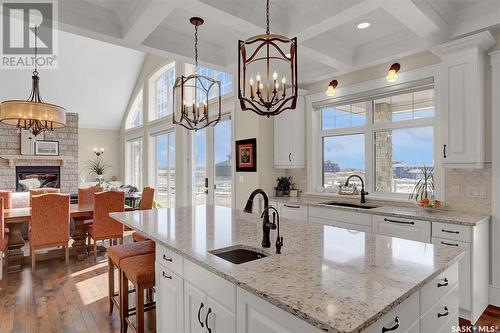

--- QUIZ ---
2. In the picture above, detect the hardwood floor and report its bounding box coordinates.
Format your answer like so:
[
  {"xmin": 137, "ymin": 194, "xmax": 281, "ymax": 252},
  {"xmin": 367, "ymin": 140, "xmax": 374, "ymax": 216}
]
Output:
[
  {"xmin": 0, "ymin": 244, "xmax": 155, "ymax": 333},
  {"xmin": 1, "ymin": 242, "xmax": 499, "ymax": 333}
]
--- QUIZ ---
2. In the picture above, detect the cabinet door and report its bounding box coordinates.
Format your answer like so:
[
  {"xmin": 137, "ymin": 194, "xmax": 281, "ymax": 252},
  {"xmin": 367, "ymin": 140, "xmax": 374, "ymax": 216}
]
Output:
[
  {"xmin": 155, "ymin": 264, "xmax": 184, "ymax": 333},
  {"xmin": 373, "ymin": 216, "xmax": 430, "ymax": 242},
  {"xmin": 184, "ymin": 282, "xmax": 207, "ymax": 333},
  {"xmin": 205, "ymin": 296, "xmax": 236, "ymax": 333},
  {"xmin": 274, "ymin": 111, "xmax": 292, "ymax": 166},
  {"xmin": 289, "ymin": 96, "xmax": 305, "ymax": 167}
]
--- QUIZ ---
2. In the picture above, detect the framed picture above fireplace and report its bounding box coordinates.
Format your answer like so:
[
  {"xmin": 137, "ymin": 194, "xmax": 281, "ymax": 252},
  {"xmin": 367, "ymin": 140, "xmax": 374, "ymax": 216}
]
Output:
[{"xmin": 35, "ymin": 140, "xmax": 60, "ymax": 156}]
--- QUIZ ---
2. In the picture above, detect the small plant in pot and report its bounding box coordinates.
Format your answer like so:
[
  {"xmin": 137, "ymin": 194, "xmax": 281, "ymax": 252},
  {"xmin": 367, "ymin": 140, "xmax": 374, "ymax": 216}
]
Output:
[
  {"xmin": 275, "ymin": 176, "xmax": 293, "ymax": 197},
  {"xmin": 409, "ymin": 166, "xmax": 441, "ymax": 209},
  {"xmin": 86, "ymin": 157, "xmax": 110, "ymax": 186}
]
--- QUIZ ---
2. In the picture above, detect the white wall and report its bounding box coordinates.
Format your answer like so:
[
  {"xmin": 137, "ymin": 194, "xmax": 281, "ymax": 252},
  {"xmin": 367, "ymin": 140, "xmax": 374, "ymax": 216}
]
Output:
[{"xmin": 78, "ymin": 128, "xmax": 121, "ymax": 183}]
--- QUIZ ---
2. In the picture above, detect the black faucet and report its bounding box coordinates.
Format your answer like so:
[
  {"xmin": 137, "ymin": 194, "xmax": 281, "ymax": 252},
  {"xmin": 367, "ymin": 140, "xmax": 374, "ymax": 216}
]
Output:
[
  {"xmin": 344, "ymin": 175, "xmax": 368, "ymax": 203},
  {"xmin": 261, "ymin": 206, "xmax": 283, "ymax": 254},
  {"xmin": 244, "ymin": 189, "xmax": 274, "ymax": 248}
]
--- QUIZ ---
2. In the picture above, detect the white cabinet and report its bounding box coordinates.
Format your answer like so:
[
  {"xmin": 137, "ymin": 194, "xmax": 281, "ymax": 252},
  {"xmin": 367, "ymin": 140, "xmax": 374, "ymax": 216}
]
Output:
[
  {"xmin": 206, "ymin": 296, "xmax": 236, "ymax": 333},
  {"xmin": 237, "ymin": 287, "xmax": 323, "ymax": 333},
  {"xmin": 274, "ymin": 96, "xmax": 305, "ymax": 168},
  {"xmin": 155, "ymin": 263, "xmax": 184, "ymax": 333},
  {"xmin": 278, "ymin": 202, "xmax": 308, "ymax": 221},
  {"xmin": 435, "ymin": 31, "xmax": 495, "ymax": 168},
  {"xmin": 364, "ymin": 292, "xmax": 420, "ymax": 333},
  {"xmin": 184, "ymin": 282, "xmax": 207, "ymax": 333},
  {"xmin": 373, "ymin": 215, "xmax": 431, "ymax": 243},
  {"xmin": 308, "ymin": 206, "xmax": 372, "ymax": 233}
]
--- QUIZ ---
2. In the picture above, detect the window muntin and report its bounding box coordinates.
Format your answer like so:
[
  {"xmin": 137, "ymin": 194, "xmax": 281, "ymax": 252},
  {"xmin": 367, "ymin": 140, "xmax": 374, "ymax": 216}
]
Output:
[
  {"xmin": 374, "ymin": 126, "xmax": 433, "ymax": 194},
  {"xmin": 126, "ymin": 138, "xmax": 143, "ymax": 188},
  {"xmin": 184, "ymin": 64, "xmax": 233, "ymax": 102},
  {"xmin": 373, "ymin": 88, "xmax": 434, "ymax": 124},
  {"xmin": 323, "ymin": 134, "xmax": 365, "ymax": 189},
  {"xmin": 150, "ymin": 63, "xmax": 175, "ymax": 121},
  {"xmin": 321, "ymin": 102, "xmax": 367, "ymax": 130},
  {"xmin": 125, "ymin": 91, "xmax": 143, "ymax": 129}
]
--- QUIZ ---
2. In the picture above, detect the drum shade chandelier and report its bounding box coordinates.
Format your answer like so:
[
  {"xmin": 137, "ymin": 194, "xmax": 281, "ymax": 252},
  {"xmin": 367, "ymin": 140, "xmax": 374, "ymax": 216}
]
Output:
[
  {"xmin": 238, "ymin": 0, "xmax": 298, "ymax": 117},
  {"xmin": 0, "ymin": 26, "xmax": 66, "ymax": 136},
  {"xmin": 173, "ymin": 17, "xmax": 221, "ymax": 131}
]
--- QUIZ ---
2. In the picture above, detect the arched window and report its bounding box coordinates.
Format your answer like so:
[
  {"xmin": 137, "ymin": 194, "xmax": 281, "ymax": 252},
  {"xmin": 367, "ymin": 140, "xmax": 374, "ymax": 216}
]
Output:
[
  {"xmin": 125, "ymin": 90, "xmax": 143, "ymax": 129},
  {"xmin": 149, "ymin": 62, "xmax": 176, "ymax": 121}
]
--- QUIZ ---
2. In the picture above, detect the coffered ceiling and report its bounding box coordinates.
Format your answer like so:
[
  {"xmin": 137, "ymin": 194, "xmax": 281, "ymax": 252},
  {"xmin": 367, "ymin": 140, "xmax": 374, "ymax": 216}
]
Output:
[{"xmin": 60, "ymin": 0, "xmax": 500, "ymax": 83}]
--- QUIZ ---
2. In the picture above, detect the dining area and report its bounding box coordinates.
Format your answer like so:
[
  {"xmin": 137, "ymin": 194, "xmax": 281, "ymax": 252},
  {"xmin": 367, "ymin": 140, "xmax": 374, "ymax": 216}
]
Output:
[{"xmin": 0, "ymin": 186, "xmax": 155, "ymax": 276}]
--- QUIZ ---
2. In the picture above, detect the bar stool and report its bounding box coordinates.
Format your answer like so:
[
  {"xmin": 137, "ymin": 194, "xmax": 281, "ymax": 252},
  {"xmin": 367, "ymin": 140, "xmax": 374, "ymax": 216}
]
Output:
[
  {"xmin": 107, "ymin": 241, "xmax": 155, "ymax": 318},
  {"xmin": 120, "ymin": 253, "xmax": 156, "ymax": 333}
]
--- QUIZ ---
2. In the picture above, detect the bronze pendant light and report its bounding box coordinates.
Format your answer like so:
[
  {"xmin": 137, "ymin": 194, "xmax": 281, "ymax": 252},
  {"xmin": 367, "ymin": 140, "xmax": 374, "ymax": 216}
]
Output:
[
  {"xmin": 238, "ymin": 0, "xmax": 298, "ymax": 117},
  {"xmin": 0, "ymin": 26, "xmax": 66, "ymax": 136},
  {"xmin": 173, "ymin": 17, "xmax": 221, "ymax": 131}
]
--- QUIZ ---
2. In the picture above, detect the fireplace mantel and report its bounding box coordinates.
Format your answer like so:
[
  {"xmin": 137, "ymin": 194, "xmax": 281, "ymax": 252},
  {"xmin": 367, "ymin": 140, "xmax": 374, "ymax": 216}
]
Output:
[{"xmin": 0, "ymin": 155, "xmax": 74, "ymax": 168}]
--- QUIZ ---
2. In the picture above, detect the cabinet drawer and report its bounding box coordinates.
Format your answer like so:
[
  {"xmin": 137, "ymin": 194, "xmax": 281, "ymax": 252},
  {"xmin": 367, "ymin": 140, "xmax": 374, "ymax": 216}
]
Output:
[
  {"xmin": 432, "ymin": 222, "xmax": 471, "ymax": 242},
  {"xmin": 156, "ymin": 244, "xmax": 184, "ymax": 277},
  {"xmin": 310, "ymin": 217, "xmax": 372, "ymax": 233},
  {"xmin": 420, "ymin": 286, "xmax": 459, "ymax": 333},
  {"xmin": 420, "ymin": 263, "xmax": 458, "ymax": 313},
  {"xmin": 364, "ymin": 292, "xmax": 419, "ymax": 333},
  {"xmin": 280, "ymin": 203, "xmax": 308, "ymax": 222},
  {"xmin": 373, "ymin": 215, "xmax": 431, "ymax": 242},
  {"xmin": 184, "ymin": 259, "xmax": 236, "ymax": 312},
  {"xmin": 309, "ymin": 206, "xmax": 371, "ymax": 227}
]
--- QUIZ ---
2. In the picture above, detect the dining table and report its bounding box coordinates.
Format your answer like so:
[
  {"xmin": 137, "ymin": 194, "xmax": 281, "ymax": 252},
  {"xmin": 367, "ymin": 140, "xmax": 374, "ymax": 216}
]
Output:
[{"xmin": 4, "ymin": 203, "xmax": 132, "ymax": 273}]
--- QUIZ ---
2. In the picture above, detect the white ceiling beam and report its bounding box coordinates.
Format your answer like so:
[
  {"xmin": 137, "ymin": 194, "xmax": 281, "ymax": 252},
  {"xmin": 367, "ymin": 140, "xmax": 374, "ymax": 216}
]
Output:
[
  {"xmin": 122, "ymin": 0, "xmax": 179, "ymax": 44},
  {"xmin": 451, "ymin": 3, "xmax": 500, "ymax": 38},
  {"xmin": 380, "ymin": 0, "xmax": 449, "ymax": 45},
  {"xmin": 294, "ymin": 0, "xmax": 380, "ymax": 42},
  {"xmin": 301, "ymin": 46, "xmax": 353, "ymax": 72}
]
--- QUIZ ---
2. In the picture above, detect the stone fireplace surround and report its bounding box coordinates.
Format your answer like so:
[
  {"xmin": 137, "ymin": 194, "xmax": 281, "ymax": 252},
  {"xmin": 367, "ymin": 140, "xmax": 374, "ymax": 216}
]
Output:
[{"xmin": 0, "ymin": 113, "xmax": 79, "ymax": 193}]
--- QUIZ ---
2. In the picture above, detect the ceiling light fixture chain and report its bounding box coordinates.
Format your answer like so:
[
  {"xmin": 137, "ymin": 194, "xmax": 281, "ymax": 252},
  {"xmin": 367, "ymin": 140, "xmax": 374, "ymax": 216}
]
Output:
[
  {"xmin": 266, "ymin": 0, "xmax": 270, "ymax": 35},
  {"xmin": 194, "ymin": 21, "xmax": 199, "ymax": 71}
]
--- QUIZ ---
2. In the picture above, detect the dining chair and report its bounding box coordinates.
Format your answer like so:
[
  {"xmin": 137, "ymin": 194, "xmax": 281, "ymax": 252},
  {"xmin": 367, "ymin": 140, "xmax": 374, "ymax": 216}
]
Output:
[
  {"xmin": 86, "ymin": 191, "xmax": 125, "ymax": 260},
  {"xmin": 132, "ymin": 187, "xmax": 155, "ymax": 242},
  {"xmin": 29, "ymin": 193, "xmax": 70, "ymax": 272},
  {"xmin": 78, "ymin": 186, "xmax": 104, "ymax": 225},
  {"xmin": 29, "ymin": 188, "xmax": 60, "ymax": 206},
  {"xmin": 0, "ymin": 198, "xmax": 9, "ymax": 280}
]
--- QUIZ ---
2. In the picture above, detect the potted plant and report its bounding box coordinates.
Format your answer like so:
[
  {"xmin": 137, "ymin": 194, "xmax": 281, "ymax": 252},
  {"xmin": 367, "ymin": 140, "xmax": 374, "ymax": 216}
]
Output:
[
  {"xmin": 409, "ymin": 166, "xmax": 441, "ymax": 208},
  {"xmin": 86, "ymin": 157, "xmax": 110, "ymax": 186},
  {"xmin": 275, "ymin": 176, "xmax": 293, "ymax": 197}
]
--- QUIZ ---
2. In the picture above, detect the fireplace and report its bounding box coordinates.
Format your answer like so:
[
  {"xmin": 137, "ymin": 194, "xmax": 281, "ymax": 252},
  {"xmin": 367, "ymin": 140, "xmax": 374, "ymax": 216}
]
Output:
[{"xmin": 16, "ymin": 166, "xmax": 61, "ymax": 191}]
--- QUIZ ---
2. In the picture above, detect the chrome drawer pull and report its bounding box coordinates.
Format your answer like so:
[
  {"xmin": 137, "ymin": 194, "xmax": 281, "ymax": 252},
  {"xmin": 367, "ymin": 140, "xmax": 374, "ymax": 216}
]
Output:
[
  {"xmin": 382, "ymin": 316, "xmax": 400, "ymax": 332},
  {"xmin": 384, "ymin": 218, "xmax": 414, "ymax": 225},
  {"xmin": 284, "ymin": 204, "xmax": 300, "ymax": 209},
  {"xmin": 441, "ymin": 229, "xmax": 459, "ymax": 234},
  {"xmin": 437, "ymin": 306, "xmax": 449, "ymax": 318},
  {"xmin": 441, "ymin": 241, "xmax": 459, "ymax": 247},
  {"xmin": 437, "ymin": 278, "xmax": 448, "ymax": 288},
  {"xmin": 163, "ymin": 254, "xmax": 173, "ymax": 262},
  {"xmin": 162, "ymin": 271, "xmax": 172, "ymax": 279}
]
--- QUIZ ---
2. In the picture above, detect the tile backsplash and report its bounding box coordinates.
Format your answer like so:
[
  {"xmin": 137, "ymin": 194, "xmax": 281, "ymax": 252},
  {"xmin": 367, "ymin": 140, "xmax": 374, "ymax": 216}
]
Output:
[{"xmin": 285, "ymin": 165, "xmax": 492, "ymax": 215}]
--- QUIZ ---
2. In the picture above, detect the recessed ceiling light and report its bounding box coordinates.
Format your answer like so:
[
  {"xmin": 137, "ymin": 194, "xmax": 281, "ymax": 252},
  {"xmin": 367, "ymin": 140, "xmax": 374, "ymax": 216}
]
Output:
[{"xmin": 357, "ymin": 22, "xmax": 370, "ymax": 30}]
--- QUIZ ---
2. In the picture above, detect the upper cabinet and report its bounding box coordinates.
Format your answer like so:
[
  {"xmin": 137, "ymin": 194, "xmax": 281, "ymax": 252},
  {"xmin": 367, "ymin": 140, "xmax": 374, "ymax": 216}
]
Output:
[
  {"xmin": 274, "ymin": 95, "xmax": 306, "ymax": 168},
  {"xmin": 436, "ymin": 31, "xmax": 495, "ymax": 168}
]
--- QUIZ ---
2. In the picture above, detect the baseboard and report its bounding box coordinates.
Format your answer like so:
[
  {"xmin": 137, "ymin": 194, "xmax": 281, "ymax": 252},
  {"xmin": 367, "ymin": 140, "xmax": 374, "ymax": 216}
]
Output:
[{"xmin": 489, "ymin": 284, "xmax": 500, "ymax": 307}]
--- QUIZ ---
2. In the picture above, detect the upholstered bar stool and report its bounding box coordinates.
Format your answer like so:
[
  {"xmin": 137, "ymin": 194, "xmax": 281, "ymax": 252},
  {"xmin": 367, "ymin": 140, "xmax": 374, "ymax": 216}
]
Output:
[
  {"xmin": 107, "ymin": 240, "xmax": 155, "ymax": 318},
  {"xmin": 120, "ymin": 253, "xmax": 156, "ymax": 333}
]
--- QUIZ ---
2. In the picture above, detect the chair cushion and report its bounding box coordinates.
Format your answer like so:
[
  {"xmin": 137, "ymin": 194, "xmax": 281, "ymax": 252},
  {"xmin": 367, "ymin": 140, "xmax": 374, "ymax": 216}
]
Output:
[
  {"xmin": 132, "ymin": 232, "xmax": 150, "ymax": 242},
  {"xmin": 107, "ymin": 240, "xmax": 155, "ymax": 266},
  {"xmin": 120, "ymin": 253, "xmax": 155, "ymax": 285}
]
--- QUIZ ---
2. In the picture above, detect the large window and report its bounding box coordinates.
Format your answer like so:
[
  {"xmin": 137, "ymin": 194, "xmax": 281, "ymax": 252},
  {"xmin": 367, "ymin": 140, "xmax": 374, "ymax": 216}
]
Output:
[
  {"xmin": 125, "ymin": 91, "xmax": 143, "ymax": 129},
  {"xmin": 184, "ymin": 64, "xmax": 234, "ymax": 100},
  {"xmin": 153, "ymin": 131, "xmax": 175, "ymax": 207},
  {"xmin": 150, "ymin": 63, "xmax": 176, "ymax": 121},
  {"xmin": 126, "ymin": 137, "xmax": 143, "ymax": 188},
  {"xmin": 320, "ymin": 87, "xmax": 434, "ymax": 195}
]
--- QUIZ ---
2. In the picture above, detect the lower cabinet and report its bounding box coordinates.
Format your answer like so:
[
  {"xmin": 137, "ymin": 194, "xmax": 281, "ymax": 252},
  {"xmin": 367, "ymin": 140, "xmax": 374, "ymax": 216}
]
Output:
[
  {"xmin": 155, "ymin": 263, "xmax": 184, "ymax": 333},
  {"xmin": 372, "ymin": 215, "xmax": 431, "ymax": 243},
  {"xmin": 184, "ymin": 282, "xmax": 207, "ymax": 333},
  {"xmin": 279, "ymin": 203, "xmax": 308, "ymax": 222}
]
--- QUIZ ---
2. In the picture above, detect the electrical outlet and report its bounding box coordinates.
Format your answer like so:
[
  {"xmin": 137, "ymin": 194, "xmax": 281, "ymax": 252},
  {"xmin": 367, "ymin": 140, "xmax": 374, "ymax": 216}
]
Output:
[{"xmin": 450, "ymin": 185, "xmax": 460, "ymax": 197}]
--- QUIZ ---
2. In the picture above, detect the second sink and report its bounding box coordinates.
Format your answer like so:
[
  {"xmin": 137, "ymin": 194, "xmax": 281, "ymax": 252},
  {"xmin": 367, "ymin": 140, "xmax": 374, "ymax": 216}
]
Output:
[{"xmin": 209, "ymin": 246, "xmax": 267, "ymax": 264}]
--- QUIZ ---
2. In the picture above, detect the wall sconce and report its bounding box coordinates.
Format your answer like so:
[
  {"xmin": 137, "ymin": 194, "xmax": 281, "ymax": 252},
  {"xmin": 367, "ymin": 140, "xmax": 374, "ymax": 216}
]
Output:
[
  {"xmin": 326, "ymin": 80, "xmax": 338, "ymax": 97},
  {"xmin": 386, "ymin": 63, "xmax": 401, "ymax": 82},
  {"xmin": 93, "ymin": 147, "xmax": 104, "ymax": 156}
]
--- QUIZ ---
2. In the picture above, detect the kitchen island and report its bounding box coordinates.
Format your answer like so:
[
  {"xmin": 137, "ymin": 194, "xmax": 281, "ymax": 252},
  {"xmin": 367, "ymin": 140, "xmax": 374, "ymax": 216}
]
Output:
[{"xmin": 110, "ymin": 205, "xmax": 464, "ymax": 333}]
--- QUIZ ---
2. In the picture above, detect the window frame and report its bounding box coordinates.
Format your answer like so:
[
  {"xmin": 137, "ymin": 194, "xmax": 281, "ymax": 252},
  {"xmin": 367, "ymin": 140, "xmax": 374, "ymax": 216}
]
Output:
[
  {"xmin": 125, "ymin": 89, "xmax": 144, "ymax": 130},
  {"xmin": 125, "ymin": 136, "xmax": 144, "ymax": 189},
  {"xmin": 148, "ymin": 128, "xmax": 176, "ymax": 208},
  {"xmin": 148, "ymin": 62, "xmax": 176, "ymax": 123},
  {"xmin": 184, "ymin": 63, "xmax": 235, "ymax": 103},
  {"xmin": 307, "ymin": 65, "xmax": 442, "ymax": 201}
]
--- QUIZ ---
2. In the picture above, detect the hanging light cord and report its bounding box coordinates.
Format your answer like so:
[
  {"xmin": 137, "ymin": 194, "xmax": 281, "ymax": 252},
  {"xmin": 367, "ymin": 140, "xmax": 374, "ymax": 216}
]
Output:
[{"xmin": 266, "ymin": 0, "xmax": 270, "ymax": 35}]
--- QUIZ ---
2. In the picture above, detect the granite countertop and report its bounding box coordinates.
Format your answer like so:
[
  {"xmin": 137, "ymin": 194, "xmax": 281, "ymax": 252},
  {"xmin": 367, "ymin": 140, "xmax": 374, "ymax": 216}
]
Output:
[
  {"xmin": 110, "ymin": 205, "xmax": 464, "ymax": 333},
  {"xmin": 270, "ymin": 196, "xmax": 489, "ymax": 226}
]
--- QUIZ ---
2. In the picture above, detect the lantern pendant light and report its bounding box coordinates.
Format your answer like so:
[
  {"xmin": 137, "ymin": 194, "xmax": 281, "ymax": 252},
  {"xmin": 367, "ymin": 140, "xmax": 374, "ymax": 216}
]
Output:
[
  {"xmin": 173, "ymin": 17, "xmax": 221, "ymax": 131},
  {"xmin": 238, "ymin": 0, "xmax": 298, "ymax": 117},
  {"xmin": 0, "ymin": 26, "xmax": 66, "ymax": 136}
]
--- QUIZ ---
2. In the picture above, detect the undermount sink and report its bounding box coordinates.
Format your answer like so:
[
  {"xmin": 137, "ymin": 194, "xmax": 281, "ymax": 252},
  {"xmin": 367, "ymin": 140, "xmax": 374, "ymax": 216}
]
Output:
[
  {"xmin": 320, "ymin": 201, "xmax": 379, "ymax": 210},
  {"xmin": 209, "ymin": 246, "xmax": 267, "ymax": 264}
]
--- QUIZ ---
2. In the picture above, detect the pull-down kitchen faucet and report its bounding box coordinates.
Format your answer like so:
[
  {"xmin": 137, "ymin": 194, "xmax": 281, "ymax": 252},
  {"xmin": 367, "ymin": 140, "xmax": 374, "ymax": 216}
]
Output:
[
  {"xmin": 345, "ymin": 174, "xmax": 368, "ymax": 204},
  {"xmin": 244, "ymin": 189, "xmax": 274, "ymax": 248}
]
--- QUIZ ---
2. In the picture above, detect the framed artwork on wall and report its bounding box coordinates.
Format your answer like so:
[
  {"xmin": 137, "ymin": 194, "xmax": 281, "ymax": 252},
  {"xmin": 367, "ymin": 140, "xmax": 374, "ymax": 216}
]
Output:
[
  {"xmin": 235, "ymin": 138, "xmax": 257, "ymax": 172},
  {"xmin": 34, "ymin": 140, "xmax": 59, "ymax": 156}
]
